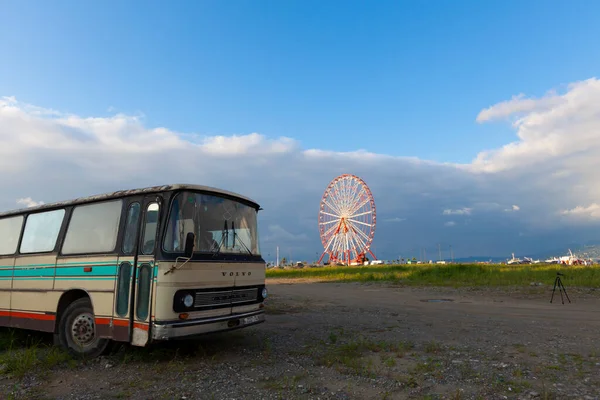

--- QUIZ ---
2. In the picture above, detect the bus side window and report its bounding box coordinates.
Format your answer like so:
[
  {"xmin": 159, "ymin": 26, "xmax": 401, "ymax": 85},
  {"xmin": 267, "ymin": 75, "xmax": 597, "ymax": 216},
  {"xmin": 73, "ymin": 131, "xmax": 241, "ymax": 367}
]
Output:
[
  {"xmin": 115, "ymin": 262, "xmax": 132, "ymax": 317},
  {"xmin": 122, "ymin": 203, "xmax": 141, "ymax": 255},
  {"xmin": 20, "ymin": 209, "xmax": 65, "ymax": 253},
  {"xmin": 141, "ymin": 203, "xmax": 159, "ymax": 255},
  {"xmin": 0, "ymin": 216, "xmax": 23, "ymax": 255},
  {"xmin": 62, "ymin": 200, "xmax": 122, "ymax": 255}
]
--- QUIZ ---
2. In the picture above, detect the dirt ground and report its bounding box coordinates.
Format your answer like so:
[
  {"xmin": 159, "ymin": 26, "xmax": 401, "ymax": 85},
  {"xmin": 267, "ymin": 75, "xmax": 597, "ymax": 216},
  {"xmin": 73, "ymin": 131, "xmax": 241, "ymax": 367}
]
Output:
[{"xmin": 2, "ymin": 281, "xmax": 600, "ymax": 399}]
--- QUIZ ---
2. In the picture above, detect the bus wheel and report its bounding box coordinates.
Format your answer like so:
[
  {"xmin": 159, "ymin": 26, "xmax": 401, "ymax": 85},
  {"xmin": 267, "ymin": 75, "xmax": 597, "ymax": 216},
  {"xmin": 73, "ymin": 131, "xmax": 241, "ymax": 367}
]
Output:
[{"xmin": 58, "ymin": 298, "xmax": 110, "ymax": 358}]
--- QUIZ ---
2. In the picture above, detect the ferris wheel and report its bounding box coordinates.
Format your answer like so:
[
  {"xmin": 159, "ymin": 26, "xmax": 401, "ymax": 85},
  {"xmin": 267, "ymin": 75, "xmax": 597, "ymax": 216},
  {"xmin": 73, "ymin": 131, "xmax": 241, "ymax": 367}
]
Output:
[{"xmin": 318, "ymin": 174, "xmax": 377, "ymax": 265}]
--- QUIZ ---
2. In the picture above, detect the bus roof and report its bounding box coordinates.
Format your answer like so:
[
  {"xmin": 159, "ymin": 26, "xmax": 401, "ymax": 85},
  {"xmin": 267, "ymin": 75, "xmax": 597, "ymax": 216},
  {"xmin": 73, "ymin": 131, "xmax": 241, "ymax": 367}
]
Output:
[{"xmin": 0, "ymin": 184, "xmax": 261, "ymax": 218}]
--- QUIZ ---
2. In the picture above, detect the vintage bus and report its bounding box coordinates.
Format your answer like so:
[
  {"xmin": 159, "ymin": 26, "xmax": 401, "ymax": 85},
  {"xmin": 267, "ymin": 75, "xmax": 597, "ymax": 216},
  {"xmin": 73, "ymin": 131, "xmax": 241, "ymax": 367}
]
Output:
[{"xmin": 0, "ymin": 184, "xmax": 267, "ymax": 358}]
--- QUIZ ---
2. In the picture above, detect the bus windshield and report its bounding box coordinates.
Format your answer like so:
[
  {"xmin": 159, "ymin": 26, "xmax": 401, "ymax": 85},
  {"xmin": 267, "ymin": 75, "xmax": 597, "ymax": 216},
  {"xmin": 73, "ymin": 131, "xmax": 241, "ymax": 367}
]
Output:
[{"xmin": 163, "ymin": 191, "xmax": 260, "ymax": 256}]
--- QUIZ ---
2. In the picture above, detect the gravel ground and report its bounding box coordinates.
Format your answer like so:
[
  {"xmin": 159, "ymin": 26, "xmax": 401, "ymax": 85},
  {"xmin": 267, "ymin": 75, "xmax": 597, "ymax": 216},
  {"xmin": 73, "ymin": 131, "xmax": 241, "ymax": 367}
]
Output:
[{"xmin": 1, "ymin": 281, "xmax": 600, "ymax": 399}]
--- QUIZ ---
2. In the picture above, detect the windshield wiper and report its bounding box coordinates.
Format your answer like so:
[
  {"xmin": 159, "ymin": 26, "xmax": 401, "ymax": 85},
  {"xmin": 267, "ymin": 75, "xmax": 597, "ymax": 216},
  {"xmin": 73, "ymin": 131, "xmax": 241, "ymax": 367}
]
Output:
[
  {"xmin": 211, "ymin": 221, "xmax": 229, "ymax": 258},
  {"xmin": 210, "ymin": 221, "xmax": 253, "ymax": 257},
  {"xmin": 231, "ymin": 221, "xmax": 253, "ymax": 256}
]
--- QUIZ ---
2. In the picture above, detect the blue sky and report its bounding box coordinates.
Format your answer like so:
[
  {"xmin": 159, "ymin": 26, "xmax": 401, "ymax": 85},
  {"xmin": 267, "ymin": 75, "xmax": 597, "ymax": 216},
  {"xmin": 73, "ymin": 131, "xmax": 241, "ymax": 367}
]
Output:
[
  {"xmin": 1, "ymin": 1, "xmax": 600, "ymax": 262},
  {"xmin": 2, "ymin": 1, "xmax": 599, "ymax": 163}
]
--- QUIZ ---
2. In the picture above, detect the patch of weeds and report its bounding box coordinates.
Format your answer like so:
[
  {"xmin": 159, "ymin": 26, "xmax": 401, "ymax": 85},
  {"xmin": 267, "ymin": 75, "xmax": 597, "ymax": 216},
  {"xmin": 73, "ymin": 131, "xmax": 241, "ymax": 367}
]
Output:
[
  {"xmin": 569, "ymin": 352, "xmax": 584, "ymax": 364},
  {"xmin": 520, "ymin": 380, "xmax": 532, "ymax": 389},
  {"xmin": 382, "ymin": 355, "xmax": 396, "ymax": 367},
  {"xmin": 287, "ymin": 345, "xmax": 317, "ymax": 358},
  {"xmin": 458, "ymin": 362, "xmax": 478, "ymax": 379},
  {"xmin": 0, "ymin": 338, "xmax": 72, "ymax": 379},
  {"xmin": 328, "ymin": 331, "xmax": 338, "ymax": 344},
  {"xmin": 512, "ymin": 368, "xmax": 523, "ymax": 378},
  {"xmin": 128, "ymin": 378, "xmax": 154, "ymax": 390},
  {"xmin": 511, "ymin": 343, "xmax": 526, "ymax": 353},
  {"xmin": 397, "ymin": 374, "xmax": 419, "ymax": 388},
  {"xmin": 411, "ymin": 357, "xmax": 438, "ymax": 374},
  {"xmin": 504, "ymin": 379, "xmax": 531, "ymax": 394},
  {"xmin": 539, "ymin": 377, "xmax": 556, "ymax": 400},
  {"xmin": 557, "ymin": 353, "xmax": 567, "ymax": 365},
  {"xmin": 314, "ymin": 336, "xmax": 385, "ymax": 377},
  {"xmin": 0, "ymin": 328, "xmax": 52, "ymax": 351},
  {"xmin": 260, "ymin": 372, "xmax": 308, "ymax": 391},
  {"xmin": 424, "ymin": 340, "xmax": 442, "ymax": 354},
  {"xmin": 261, "ymin": 337, "xmax": 273, "ymax": 357},
  {"xmin": 114, "ymin": 390, "xmax": 133, "ymax": 399},
  {"xmin": 396, "ymin": 340, "xmax": 415, "ymax": 357},
  {"xmin": 451, "ymin": 389, "xmax": 464, "ymax": 400}
]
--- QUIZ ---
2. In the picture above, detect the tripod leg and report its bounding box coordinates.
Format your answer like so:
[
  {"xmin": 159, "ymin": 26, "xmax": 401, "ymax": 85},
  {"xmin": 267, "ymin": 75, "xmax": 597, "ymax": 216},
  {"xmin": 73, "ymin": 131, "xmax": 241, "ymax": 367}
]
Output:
[
  {"xmin": 559, "ymin": 279, "xmax": 571, "ymax": 303},
  {"xmin": 550, "ymin": 276, "xmax": 558, "ymax": 303},
  {"xmin": 558, "ymin": 278, "xmax": 565, "ymax": 304}
]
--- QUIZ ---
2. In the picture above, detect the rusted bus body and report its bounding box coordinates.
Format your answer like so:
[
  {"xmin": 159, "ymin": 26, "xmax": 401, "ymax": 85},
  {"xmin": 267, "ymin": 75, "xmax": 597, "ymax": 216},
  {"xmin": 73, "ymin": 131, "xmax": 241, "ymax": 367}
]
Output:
[{"xmin": 0, "ymin": 184, "xmax": 267, "ymax": 357}]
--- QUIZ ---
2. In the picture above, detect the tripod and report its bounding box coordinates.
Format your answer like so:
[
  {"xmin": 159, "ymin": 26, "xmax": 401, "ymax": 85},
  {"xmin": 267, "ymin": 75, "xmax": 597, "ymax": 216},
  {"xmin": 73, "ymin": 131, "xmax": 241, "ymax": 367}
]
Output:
[{"xmin": 550, "ymin": 272, "xmax": 571, "ymax": 304}]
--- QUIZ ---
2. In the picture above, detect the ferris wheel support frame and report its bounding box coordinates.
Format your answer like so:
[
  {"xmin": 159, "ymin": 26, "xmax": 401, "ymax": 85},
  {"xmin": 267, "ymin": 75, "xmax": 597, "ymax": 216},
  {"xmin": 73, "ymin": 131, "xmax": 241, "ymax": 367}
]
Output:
[{"xmin": 317, "ymin": 247, "xmax": 377, "ymax": 265}]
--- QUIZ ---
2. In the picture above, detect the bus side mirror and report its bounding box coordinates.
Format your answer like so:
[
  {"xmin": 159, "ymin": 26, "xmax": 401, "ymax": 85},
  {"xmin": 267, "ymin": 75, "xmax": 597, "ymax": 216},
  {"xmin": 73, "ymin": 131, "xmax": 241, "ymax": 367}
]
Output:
[{"xmin": 184, "ymin": 232, "xmax": 195, "ymax": 258}]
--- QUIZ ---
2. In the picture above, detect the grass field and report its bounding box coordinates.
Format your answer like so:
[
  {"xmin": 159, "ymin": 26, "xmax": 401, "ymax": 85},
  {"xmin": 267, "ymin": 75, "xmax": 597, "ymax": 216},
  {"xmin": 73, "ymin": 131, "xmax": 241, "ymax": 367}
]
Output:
[{"xmin": 266, "ymin": 263, "xmax": 600, "ymax": 287}]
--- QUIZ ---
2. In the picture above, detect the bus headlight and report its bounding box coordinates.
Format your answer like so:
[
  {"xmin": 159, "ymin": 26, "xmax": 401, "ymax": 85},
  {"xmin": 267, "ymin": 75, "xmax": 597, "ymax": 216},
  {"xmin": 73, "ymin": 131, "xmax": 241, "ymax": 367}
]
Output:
[
  {"xmin": 261, "ymin": 287, "xmax": 268, "ymax": 299},
  {"xmin": 183, "ymin": 294, "xmax": 194, "ymax": 308}
]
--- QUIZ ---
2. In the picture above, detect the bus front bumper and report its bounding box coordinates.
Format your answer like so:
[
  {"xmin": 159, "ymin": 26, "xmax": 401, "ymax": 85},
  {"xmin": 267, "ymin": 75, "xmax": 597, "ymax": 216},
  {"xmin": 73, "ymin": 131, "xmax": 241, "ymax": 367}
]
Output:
[{"xmin": 151, "ymin": 310, "xmax": 265, "ymax": 341}]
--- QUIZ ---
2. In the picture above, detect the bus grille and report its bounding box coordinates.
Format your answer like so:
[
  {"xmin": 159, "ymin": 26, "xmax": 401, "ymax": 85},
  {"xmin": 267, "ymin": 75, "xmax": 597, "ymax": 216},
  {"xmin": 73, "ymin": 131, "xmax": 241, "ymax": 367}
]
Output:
[{"xmin": 194, "ymin": 288, "xmax": 258, "ymax": 308}]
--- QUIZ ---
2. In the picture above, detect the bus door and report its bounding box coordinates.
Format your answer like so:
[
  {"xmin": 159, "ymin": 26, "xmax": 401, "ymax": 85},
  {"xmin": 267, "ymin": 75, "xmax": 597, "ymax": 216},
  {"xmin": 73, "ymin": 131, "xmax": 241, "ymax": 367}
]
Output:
[{"xmin": 130, "ymin": 196, "xmax": 161, "ymax": 347}]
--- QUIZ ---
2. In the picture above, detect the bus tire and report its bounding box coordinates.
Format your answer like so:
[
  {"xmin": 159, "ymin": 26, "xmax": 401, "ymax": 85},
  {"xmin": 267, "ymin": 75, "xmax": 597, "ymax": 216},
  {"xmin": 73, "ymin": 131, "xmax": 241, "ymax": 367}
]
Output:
[{"xmin": 58, "ymin": 298, "xmax": 110, "ymax": 358}]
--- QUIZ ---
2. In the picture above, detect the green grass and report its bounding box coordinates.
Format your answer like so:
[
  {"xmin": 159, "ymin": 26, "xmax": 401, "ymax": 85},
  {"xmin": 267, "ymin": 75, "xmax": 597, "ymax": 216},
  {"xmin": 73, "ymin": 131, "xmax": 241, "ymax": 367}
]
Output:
[
  {"xmin": 266, "ymin": 263, "xmax": 600, "ymax": 287},
  {"xmin": 0, "ymin": 329, "xmax": 73, "ymax": 379},
  {"xmin": 0, "ymin": 328, "xmax": 268, "ymax": 381}
]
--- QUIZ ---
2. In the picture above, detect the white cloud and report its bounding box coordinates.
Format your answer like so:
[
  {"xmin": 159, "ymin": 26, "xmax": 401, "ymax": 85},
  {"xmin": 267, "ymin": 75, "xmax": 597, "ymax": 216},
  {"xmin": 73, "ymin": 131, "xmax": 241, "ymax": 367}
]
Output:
[
  {"xmin": 470, "ymin": 78, "xmax": 600, "ymax": 176},
  {"xmin": 561, "ymin": 204, "xmax": 600, "ymax": 219},
  {"xmin": 16, "ymin": 197, "xmax": 44, "ymax": 208},
  {"xmin": 199, "ymin": 133, "xmax": 298, "ymax": 156},
  {"xmin": 476, "ymin": 92, "xmax": 564, "ymax": 123},
  {"xmin": 443, "ymin": 208, "xmax": 472, "ymax": 216},
  {"xmin": 444, "ymin": 221, "xmax": 456, "ymax": 227},
  {"xmin": 3, "ymin": 78, "xmax": 600, "ymax": 259},
  {"xmin": 383, "ymin": 217, "xmax": 406, "ymax": 223}
]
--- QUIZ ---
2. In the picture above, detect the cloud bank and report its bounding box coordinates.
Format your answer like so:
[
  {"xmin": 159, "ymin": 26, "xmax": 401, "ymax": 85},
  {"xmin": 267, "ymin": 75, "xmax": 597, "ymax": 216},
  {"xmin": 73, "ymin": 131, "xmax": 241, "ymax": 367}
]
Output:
[{"xmin": 2, "ymin": 78, "xmax": 600, "ymax": 261}]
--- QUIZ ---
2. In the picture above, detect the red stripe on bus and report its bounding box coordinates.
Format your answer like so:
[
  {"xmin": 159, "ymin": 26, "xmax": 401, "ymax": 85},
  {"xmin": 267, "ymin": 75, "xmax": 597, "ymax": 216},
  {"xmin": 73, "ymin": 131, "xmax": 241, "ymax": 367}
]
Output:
[
  {"xmin": 0, "ymin": 310, "xmax": 56, "ymax": 321},
  {"xmin": 113, "ymin": 319, "xmax": 129, "ymax": 327},
  {"xmin": 133, "ymin": 322, "xmax": 148, "ymax": 331},
  {"xmin": 95, "ymin": 317, "xmax": 111, "ymax": 325}
]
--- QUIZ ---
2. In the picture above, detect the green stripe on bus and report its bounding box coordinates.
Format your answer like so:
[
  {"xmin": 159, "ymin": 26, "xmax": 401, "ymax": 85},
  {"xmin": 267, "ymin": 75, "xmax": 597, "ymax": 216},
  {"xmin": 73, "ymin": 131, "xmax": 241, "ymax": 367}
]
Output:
[{"xmin": 13, "ymin": 269, "xmax": 55, "ymax": 277}]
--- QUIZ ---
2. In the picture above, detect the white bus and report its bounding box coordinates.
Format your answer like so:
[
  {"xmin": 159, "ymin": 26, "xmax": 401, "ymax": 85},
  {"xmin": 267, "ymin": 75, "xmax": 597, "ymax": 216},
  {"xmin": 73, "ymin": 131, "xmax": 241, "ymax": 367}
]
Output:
[{"xmin": 0, "ymin": 184, "xmax": 267, "ymax": 357}]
